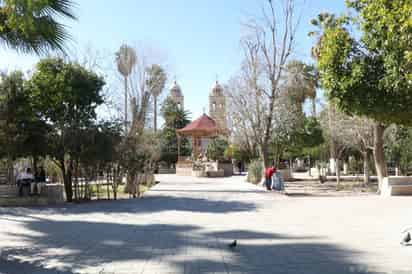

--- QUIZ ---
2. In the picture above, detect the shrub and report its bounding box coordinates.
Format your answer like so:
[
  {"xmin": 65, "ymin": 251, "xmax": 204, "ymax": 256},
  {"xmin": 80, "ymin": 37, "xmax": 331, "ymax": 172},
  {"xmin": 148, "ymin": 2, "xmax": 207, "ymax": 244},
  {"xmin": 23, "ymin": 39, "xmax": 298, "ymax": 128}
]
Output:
[
  {"xmin": 206, "ymin": 137, "xmax": 229, "ymax": 161},
  {"xmin": 247, "ymin": 160, "xmax": 263, "ymax": 184}
]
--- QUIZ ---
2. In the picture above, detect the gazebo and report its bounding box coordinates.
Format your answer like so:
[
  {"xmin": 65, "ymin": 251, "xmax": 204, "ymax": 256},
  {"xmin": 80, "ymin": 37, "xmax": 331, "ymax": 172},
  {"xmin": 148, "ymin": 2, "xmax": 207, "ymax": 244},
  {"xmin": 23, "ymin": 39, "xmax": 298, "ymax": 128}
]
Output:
[
  {"xmin": 176, "ymin": 114, "xmax": 224, "ymax": 159},
  {"xmin": 176, "ymin": 114, "xmax": 230, "ymax": 177}
]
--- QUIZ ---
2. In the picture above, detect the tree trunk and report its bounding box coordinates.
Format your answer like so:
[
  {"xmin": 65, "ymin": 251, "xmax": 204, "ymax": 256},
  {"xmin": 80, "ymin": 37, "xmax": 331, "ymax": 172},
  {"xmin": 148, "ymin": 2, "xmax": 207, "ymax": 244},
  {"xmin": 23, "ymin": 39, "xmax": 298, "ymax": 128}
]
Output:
[
  {"xmin": 373, "ymin": 123, "xmax": 387, "ymax": 191},
  {"xmin": 261, "ymin": 144, "xmax": 271, "ymax": 168},
  {"xmin": 336, "ymin": 158, "xmax": 341, "ymax": 185},
  {"xmin": 308, "ymin": 156, "xmax": 312, "ymax": 177},
  {"xmin": 362, "ymin": 151, "xmax": 370, "ymax": 184},
  {"xmin": 311, "ymin": 98, "xmax": 316, "ymax": 117},
  {"xmin": 124, "ymin": 76, "xmax": 128, "ymax": 134},
  {"xmin": 61, "ymin": 159, "xmax": 73, "ymax": 202},
  {"xmin": 395, "ymin": 166, "xmax": 400, "ymax": 176},
  {"xmin": 6, "ymin": 157, "xmax": 14, "ymax": 184},
  {"xmin": 154, "ymin": 96, "xmax": 157, "ymax": 132}
]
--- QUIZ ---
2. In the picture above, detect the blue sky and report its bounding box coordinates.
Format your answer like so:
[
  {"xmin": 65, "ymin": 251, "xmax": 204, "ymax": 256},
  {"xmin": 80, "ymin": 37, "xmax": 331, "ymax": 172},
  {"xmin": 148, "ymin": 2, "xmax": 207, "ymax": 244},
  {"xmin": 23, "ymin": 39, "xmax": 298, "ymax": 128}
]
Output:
[{"xmin": 0, "ymin": 0, "xmax": 347, "ymax": 120}]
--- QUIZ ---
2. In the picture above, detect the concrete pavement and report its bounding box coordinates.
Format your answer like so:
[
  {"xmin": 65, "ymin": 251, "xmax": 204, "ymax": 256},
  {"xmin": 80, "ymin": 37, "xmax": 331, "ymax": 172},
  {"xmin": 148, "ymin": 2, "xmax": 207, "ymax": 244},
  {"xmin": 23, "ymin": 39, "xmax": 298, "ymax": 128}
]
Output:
[{"xmin": 0, "ymin": 174, "xmax": 411, "ymax": 273}]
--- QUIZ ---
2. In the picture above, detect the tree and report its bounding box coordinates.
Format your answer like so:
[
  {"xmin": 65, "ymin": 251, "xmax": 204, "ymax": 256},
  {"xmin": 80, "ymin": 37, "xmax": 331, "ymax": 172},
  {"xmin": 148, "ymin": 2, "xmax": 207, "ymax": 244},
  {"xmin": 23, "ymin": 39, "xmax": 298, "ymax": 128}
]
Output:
[
  {"xmin": 308, "ymin": 12, "xmax": 344, "ymax": 175},
  {"xmin": 116, "ymin": 45, "xmax": 165, "ymax": 197},
  {"xmin": 159, "ymin": 98, "xmax": 190, "ymax": 166},
  {"xmin": 239, "ymin": 0, "xmax": 301, "ymax": 167},
  {"xmin": 384, "ymin": 125, "xmax": 412, "ymax": 176},
  {"xmin": 77, "ymin": 120, "xmax": 123, "ymax": 200},
  {"xmin": 0, "ymin": 71, "xmax": 49, "ymax": 182},
  {"xmin": 283, "ymin": 61, "xmax": 318, "ymax": 116},
  {"xmin": 116, "ymin": 44, "xmax": 137, "ymax": 133},
  {"xmin": 308, "ymin": 12, "xmax": 340, "ymax": 60},
  {"xmin": 282, "ymin": 116, "xmax": 324, "ymax": 159},
  {"xmin": 206, "ymin": 137, "xmax": 229, "ymax": 161},
  {"xmin": 348, "ymin": 117, "xmax": 374, "ymax": 184},
  {"xmin": 317, "ymin": 1, "xmax": 412, "ymax": 188},
  {"xmin": 320, "ymin": 105, "xmax": 375, "ymax": 184},
  {"xmin": 146, "ymin": 64, "xmax": 167, "ymax": 132},
  {"xmin": 319, "ymin": 103, "xmax": 354, "ymax": 184},
  {"xmin": 28, "ymin": 58, "xmax": 105, "ymax": 202},
  {"xmin": 0, "ymin": 0, "xmax": 76, "ymax": 54}
]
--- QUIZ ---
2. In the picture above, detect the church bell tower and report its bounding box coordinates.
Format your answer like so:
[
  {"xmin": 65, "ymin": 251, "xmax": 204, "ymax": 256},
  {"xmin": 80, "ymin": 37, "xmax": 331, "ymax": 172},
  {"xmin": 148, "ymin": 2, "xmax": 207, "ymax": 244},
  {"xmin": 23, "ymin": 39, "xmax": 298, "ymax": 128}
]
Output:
[{"xmin": 209, "ymin": 80, "xmax": 227, "ymax": 130}]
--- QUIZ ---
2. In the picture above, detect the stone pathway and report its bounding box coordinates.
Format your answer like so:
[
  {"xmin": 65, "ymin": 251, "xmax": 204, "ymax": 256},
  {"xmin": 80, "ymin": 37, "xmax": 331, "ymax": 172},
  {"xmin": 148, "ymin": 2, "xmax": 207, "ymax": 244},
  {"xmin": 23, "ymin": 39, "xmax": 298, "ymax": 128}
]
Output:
[{"xmin": 0, "ymin": 174, "xmax": 412, "ymax": 273}]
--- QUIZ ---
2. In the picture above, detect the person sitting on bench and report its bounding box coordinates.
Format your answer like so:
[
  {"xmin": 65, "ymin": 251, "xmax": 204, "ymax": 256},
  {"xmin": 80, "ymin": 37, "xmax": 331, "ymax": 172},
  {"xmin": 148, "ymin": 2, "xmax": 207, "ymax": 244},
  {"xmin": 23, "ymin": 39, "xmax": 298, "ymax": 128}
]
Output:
[
  {"xmin": 16, "ymin": 168, "xmax": 34, "ymax": 196},
  {"xmin": 33, "ymin": 166, "xmax": 47, "ymax": 195}
]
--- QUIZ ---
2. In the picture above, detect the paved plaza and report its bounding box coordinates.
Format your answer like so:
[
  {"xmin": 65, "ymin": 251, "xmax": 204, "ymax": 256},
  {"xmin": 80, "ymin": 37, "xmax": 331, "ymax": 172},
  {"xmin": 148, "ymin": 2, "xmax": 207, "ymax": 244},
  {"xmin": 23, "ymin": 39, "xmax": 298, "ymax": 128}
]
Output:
[{"xmin": 0, "ymin": 175, "xmax": 412, "ymax": 274}]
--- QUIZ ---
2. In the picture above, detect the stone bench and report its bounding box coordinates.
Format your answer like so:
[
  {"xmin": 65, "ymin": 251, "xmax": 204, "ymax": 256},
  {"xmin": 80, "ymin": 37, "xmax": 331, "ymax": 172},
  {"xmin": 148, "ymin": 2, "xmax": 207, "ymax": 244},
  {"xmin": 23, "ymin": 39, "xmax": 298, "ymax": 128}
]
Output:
[
  {"xmin": 0, "ymin": 184, "xmax": 18, "ymax": 198},
  {"xmin": 0, "ymin": 183, "xmax": 66, "ymax": 206},
  {"xmin": 381, "ymin": 177, "xmax": 412, "ymax": 197}
]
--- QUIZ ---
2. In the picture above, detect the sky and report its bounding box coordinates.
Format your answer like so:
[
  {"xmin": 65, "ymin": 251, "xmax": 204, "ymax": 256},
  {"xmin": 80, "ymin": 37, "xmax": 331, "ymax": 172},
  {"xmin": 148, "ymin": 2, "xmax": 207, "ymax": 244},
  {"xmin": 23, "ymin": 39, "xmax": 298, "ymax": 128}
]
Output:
[{"xmin": 0, "ymin": 0, "xmax": 347, "ymax": 121}]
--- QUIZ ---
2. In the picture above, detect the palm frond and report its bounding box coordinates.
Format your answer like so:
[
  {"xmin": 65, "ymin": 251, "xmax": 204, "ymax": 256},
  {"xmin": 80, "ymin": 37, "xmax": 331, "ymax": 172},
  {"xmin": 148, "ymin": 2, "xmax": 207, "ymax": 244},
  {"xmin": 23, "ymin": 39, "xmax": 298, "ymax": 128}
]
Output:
[{"xmin": 0, "ymin": 0, "xmax": 76, "ymax": 55}]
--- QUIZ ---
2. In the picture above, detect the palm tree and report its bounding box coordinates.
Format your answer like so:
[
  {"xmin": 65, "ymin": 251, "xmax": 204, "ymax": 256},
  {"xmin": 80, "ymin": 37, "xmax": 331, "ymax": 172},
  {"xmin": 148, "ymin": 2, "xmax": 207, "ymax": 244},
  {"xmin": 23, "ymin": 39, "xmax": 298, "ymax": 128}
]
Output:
[
  {"xmin": 309, "ymin": 12, "xmax": 341, "ymax": 175},
  {"xmin": 146, "ymin": 64, "xmax": 167, "ymax": 132},
  {"xmin": 308, "ymin": 12, "xmax": 338, "ymax": 59},
  {"xmin": 283, "ymin": 60, "xmax": 318, "ymax": 116},
  {"xmin": 116, "ymin": 44, "xmax": 137, "ymax": 133},
  {"xmin": 0, "ymin": 0, "xmax": 76, "ymax": 54}
]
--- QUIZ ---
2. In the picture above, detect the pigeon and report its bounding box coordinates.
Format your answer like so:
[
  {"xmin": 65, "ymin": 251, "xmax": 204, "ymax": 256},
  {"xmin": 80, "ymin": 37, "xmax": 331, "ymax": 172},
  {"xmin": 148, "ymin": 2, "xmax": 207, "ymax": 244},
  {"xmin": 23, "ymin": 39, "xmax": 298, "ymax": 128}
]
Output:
[
  {"xmin": 401, "ymin": 232, "xmax": 411, "ymax": 245},
  {"xmin": 228, "ymin": 240, "xmax": 237, "ymax": 249}
]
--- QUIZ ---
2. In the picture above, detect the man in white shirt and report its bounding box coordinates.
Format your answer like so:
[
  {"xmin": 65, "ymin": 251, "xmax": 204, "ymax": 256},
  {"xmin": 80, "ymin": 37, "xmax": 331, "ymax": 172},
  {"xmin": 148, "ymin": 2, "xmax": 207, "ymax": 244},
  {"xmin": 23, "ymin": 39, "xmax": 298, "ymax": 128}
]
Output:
[{"xmin": 16, "ymin": 168, "xmax": 34, "ymax": 196}]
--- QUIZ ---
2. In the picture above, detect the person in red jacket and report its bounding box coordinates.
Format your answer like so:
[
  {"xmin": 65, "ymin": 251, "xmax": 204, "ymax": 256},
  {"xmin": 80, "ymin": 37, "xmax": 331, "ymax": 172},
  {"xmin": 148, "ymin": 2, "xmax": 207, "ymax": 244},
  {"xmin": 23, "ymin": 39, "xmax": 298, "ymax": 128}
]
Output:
[{"xmin": 264, "ymin": 165, "xmax": 276, "ymax": 190}]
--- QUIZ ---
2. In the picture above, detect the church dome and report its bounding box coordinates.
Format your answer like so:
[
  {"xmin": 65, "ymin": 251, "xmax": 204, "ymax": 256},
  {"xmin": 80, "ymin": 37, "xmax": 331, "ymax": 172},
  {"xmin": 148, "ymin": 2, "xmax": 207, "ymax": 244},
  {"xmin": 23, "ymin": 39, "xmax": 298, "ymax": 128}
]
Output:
[
  {"xmin": 170, "ymin": 80, "xmax": 183, "ymax": 97},
  {"xmin": 210, "ymin": 80, "xmax": 223, "ymax": 96}
]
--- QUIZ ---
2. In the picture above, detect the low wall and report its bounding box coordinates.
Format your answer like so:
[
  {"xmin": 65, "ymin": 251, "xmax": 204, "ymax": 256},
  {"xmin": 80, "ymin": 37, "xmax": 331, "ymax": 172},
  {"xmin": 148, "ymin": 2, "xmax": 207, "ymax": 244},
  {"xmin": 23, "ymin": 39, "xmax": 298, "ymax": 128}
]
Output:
[
  {"xmin": 381, "ymin": 176, "xmax": 412, "ymax": 197},
  {"xmin": 176, "ymin": 161, "xmax": 193, "ymax": 176},
  {"xmin": 158, "ymin": 168, "xmax": 176, "ymax": 174},
  {"xmin": 218, "ymin": 162, "xmax": 233, "ymax": 177}
]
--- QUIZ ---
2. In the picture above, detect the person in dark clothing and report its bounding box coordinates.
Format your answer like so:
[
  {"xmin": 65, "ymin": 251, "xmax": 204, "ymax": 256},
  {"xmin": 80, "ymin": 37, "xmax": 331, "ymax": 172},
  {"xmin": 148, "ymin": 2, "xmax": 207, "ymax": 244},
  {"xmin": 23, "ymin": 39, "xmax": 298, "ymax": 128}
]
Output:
[
  {"xmin": 32, "ymin": 166, "xmax": 46, "ymax": 195},
  {"xmin": 237, "ymin": 161, "xmax": 242, "ymax": 175},
  {"xmin": 35, "ymin": 166, "xmax": 46, "ymax": 182}
]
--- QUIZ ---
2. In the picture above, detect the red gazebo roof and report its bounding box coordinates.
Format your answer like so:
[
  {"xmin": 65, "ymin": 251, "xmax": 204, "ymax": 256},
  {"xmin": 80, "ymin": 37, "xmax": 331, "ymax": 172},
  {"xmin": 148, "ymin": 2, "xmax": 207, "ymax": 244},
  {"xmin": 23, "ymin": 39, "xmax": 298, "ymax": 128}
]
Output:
[{"xmin": 177, "ymin": 114, "xmax": 220, "ymax": 136}]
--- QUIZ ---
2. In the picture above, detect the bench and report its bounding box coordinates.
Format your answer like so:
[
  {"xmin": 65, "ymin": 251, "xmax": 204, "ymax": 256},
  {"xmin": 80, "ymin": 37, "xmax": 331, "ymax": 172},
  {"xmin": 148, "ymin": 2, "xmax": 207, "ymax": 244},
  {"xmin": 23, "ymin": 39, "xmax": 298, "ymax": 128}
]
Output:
[
  {"xmin": 0, "ymin": 183, "xmax": 66, "ymax": 206},
  {"xmin": 0, "ymin": 184, "xmax": 19, "ymax": 198},
  {"xmin": 381, "ymin": 177, "xmax": 412, "ymax": 197}
]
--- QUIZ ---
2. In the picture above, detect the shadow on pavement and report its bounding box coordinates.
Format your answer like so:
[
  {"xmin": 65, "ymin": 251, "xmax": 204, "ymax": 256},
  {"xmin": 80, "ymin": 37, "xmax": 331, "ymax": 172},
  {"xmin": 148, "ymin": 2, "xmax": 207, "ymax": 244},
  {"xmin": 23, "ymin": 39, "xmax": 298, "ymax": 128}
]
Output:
[
  {"xmin": 0, "ymin": 195, "xmax": 257, "ymax": 216},
  {"xmin": 0, "ymin": 216, "xmax": 387, "ymax": 274}
]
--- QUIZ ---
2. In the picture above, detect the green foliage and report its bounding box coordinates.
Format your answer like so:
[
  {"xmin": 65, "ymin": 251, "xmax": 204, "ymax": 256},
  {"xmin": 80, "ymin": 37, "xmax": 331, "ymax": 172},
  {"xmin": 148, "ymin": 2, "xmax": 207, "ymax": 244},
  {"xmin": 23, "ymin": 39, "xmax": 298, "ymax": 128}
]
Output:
[
  {"xmin": 146, "ymin": 64, "xmax": 167, "ymax": 97},
  {"xmin": 79, "ymin": 120, "xmax": 123, "ymax": 170},
  {"xmin": 29, "ymin": 58, "xmax": 105, "ymax": 128},
  {"xmin": 27, "ymin": 58, "xmax": 105, "ymax": 201},
  {"xmin": 0, "ymin": 0, "xmax": 76, "ymax": 54},
  {"xmin": 206, "ymin": 137, "xmax": 229, "ymax": 161},
  {"xmin": 247, "ymin": 160, "xmax": 263, "ymax": 184},
  {"xmin": 159, "ymin": 98, "xmax": 191, "ymax": 165},
  {"xmin": 272, "ymin": 116, "xmax": 324, "ymax": 160},
  {"xmin": 317, "ymin": 1, "xmax": 412, "ymax": 125},
  {"xmin": 0, "ymin": 71, "xmax": 50, "ymax": 161},
  {"xmin": 283, "ymin": 60, "xmax": 318, "ymax": 112},
  {"xmin": 384, "ymin": 125, "xmax": 412, "ymax": 173}
]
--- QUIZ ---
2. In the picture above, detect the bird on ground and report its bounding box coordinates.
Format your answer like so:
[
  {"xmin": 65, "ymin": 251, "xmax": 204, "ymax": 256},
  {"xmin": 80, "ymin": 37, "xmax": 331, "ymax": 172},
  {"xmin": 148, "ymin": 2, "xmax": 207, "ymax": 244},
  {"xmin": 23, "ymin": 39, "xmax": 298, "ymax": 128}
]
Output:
[
  {"xmin": 228, "ymin": 240, "xmax": 237, "ymax": 249},
  {"xmin": 401, "ymin": 232, "xmax": 411, "ymax": 245}
]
